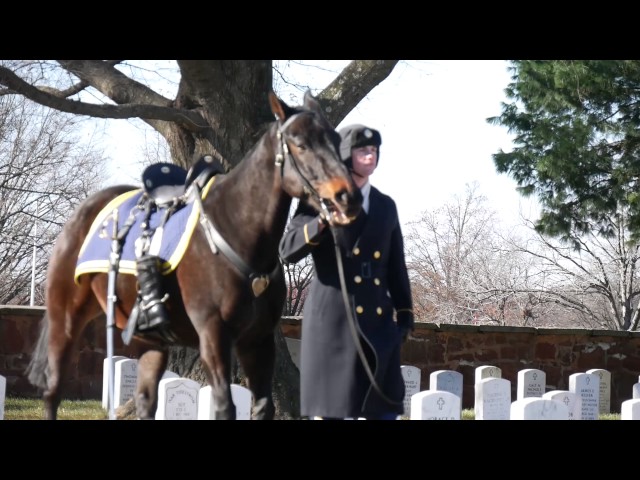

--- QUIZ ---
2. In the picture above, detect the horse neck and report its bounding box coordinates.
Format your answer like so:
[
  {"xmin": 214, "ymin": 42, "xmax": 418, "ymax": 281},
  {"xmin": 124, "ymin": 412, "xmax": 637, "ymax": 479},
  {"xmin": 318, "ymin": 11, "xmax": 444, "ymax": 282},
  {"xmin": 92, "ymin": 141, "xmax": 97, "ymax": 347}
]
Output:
[{"xmin": 207, "ymin": 129, "xmax": 292, "ymax": 271}]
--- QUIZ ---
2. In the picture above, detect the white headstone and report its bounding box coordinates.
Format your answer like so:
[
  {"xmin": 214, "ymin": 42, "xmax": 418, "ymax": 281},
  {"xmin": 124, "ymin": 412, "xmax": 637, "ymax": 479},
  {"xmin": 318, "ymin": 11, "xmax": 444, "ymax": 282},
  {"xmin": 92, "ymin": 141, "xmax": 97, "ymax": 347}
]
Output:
[
  {"xmin": 632, "ymin": 383, "xmax": 640, "ymax": 399},
  {"xmin": 155, "ymin": 377, "xmax": 201, "ymax": 420},
  {"xmin": 410, "ymin": 390, "xmax": 460, "ymax": 420},
  {"xmin": 516, "ymin": 368, "xmax": 546, "ymax": 399},
  {"xmin": 569, "ymin": 372, "xmax": 599, "ymax": 420},
  {"xmin": 0, "ymin": 375, "xmax": 5, "ymax": 420},
  {"xmin": 586, "ymin": 368, "xmax": 611, "ymax": 414},
  {"xmin": 474, "ymin": 377, "xmax": 511, "ymax": 420},
  {"xmin": 511, "ymin": 397, "xmax": 569, "ymax": 420},
  {"xmin": 107, "ymin": 359, "xmax": 178, "ymax": 411},
  {"xmin": 621, "ymin": 399, "xmax": 640, "ymax": 420},
  {"xmin": 114, "ymin": 358, "xmax": 138, "ymax": 408},
  {"xmin": 401, "ymin": 365, "xmax": 421, "ymax": 417},
  {"xmin": 429, "ymin": 370, "xmax": 463, "ymax": 400},
  {"xmin": 543, "ymin": 390, "xmax": 582, "ymax": 420},
  {"xmin": 102, "ymin": 355, "xmax": 127, "ymax": 409},
  {"xmin": 475, "ymin": 365, "xmax": 501, "ymax": 384},
  {"xmin": 197, "ymin": 384, "xmax": 253, "ymax": 420}
]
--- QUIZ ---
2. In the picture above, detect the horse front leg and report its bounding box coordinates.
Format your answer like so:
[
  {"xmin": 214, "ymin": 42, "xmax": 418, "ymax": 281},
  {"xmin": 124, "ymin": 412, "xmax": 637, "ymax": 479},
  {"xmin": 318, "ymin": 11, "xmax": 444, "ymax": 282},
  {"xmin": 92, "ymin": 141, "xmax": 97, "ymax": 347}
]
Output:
[
  {"xmin": 198, "ymin": 325, "xmax": 236, "ymax": 420},
  {"xmin": 135, "ymin": 348, "xmax": 168, "ymax": 419},
  {"xmin": 235, "ymin": 333, "xmax": 276, "ymax": 420}
]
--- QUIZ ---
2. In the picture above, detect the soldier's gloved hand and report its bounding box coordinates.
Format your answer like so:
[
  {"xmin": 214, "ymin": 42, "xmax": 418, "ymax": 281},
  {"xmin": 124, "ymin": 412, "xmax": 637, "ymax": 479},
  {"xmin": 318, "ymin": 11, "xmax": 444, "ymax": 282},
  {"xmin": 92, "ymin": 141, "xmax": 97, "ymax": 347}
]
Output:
[
  {"xmin": 398, "ymin": 325, "xmax": 412, "ymax": 343},
  {"xmin": 396, "ymin": 310, "xmax": 414, "ymax": 343}
]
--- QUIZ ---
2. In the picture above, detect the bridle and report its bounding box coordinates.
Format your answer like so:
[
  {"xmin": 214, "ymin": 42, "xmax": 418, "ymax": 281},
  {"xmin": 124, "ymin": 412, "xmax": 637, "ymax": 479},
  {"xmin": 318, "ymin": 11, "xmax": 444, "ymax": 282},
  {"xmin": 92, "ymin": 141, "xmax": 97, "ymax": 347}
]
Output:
[
  {"xmin": 194, "ymin": 112, "xmax": 329, "ymax": 298},
  {"xmin": 275, "ymin": 112, "xmax": 329, "ymax": 207}
]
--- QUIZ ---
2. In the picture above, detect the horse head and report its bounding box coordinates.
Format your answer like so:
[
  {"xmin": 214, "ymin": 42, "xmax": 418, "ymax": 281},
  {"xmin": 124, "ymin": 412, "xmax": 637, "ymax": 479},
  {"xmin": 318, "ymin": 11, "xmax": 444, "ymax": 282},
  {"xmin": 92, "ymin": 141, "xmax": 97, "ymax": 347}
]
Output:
[{"xmin": 269, "ymin": 90, "xmax": 363, "ymax": 225}]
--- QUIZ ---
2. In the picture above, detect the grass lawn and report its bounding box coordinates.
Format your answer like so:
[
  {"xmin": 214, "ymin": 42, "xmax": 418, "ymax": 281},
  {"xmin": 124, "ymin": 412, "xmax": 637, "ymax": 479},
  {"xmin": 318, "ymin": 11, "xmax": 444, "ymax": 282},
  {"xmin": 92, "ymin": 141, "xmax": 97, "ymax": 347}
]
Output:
[
  {"xmin": 2, "ymin": 397, "xmax": 622, "ymax": 420},
  {"xmin": 4, "ymin": 397, "xmax": 108, "ymax": 420}
]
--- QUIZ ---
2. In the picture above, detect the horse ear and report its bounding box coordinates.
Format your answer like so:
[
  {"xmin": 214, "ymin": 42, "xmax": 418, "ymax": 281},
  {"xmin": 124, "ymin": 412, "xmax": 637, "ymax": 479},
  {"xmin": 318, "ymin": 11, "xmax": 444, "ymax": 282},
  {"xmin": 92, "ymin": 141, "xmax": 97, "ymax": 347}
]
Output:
[
  {"xmin": 303, "ymin": 89, "xmax": 322, "ymax": 114},
  {"xmin": 268, "ymin": 90, "xmax": 294, "ymax": 122}
]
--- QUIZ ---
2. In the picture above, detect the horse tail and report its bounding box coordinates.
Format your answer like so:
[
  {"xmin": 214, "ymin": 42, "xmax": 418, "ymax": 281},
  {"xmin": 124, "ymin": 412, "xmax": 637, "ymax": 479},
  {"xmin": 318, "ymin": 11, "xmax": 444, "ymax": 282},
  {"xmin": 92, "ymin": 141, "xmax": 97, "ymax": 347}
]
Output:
[{"xmin": 25, "ymin": 313, "xmax": 50, "ymax": 390}]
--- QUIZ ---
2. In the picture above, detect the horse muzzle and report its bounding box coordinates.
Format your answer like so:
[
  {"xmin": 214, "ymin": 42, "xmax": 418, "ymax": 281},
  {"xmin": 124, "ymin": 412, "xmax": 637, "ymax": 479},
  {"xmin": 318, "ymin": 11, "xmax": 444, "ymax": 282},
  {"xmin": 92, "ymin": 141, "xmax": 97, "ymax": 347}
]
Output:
[{"xmin": 318, "ymin": 190, "xmax": 363, "ymax": 226}]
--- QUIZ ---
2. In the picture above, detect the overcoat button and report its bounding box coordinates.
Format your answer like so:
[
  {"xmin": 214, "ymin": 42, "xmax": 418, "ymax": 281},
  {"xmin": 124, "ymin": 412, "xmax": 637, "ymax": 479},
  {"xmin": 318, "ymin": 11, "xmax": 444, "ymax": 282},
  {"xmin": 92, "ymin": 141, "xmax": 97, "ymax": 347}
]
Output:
[
  {"xmin": 376, "ymin": 307, "xmax": 382, "ymax": 315},
  {"xmin": 373, "ymin": 251, "xmax": 381, "ymax": 259},
  {"xmin": 374, "ymin": 278, "xmax": 380, "ymax": 285},
  {"xmin": 356, "ymin": 306, "xmax": 364, "ymax": 314},
  {"xmin": 353, "ymin": 247, "xmax": 360, "ymax": 255},
  {"xmin": 354, "ymin": 275, "xmax": 362, "ymax": 284}
]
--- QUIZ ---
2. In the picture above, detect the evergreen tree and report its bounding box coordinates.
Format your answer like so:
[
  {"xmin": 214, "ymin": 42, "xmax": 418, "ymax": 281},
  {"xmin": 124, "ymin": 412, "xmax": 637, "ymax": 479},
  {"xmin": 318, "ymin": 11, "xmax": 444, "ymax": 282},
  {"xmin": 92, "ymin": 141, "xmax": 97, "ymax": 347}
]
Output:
[{"xmin": 488, "ymin": 60, "xmax": 640, "ymax": 244}]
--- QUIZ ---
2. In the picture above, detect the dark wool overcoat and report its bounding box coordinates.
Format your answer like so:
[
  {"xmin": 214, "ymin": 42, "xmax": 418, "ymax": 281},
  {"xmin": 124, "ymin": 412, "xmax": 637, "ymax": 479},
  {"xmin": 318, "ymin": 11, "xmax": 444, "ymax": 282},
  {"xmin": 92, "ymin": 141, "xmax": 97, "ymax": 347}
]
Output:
[{"xmin": 279, "ymin": 186, "xmax": 414, "ymax": 419}]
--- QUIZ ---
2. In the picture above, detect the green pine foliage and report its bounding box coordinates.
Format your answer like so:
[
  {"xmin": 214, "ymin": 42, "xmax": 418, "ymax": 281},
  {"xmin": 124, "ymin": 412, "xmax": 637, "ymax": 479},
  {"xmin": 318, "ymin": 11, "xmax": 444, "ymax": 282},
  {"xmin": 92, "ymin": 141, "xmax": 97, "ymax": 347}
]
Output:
[{"xmin": 488, "ymin": 60, "xmax": 640, "ymax": 244}]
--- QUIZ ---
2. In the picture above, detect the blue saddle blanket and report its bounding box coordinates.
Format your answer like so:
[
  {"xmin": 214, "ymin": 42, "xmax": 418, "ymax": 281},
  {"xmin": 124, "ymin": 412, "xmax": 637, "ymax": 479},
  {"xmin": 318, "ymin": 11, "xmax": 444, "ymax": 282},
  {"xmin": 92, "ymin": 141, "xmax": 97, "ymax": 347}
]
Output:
[{"xmin": 75, "ymin": 176, "xmax": 216, "ymax": 283}]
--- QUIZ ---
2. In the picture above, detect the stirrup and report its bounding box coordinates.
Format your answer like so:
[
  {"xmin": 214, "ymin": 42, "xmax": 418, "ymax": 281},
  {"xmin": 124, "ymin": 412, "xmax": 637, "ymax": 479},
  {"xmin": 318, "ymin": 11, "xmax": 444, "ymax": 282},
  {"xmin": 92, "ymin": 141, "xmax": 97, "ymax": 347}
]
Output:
[
  {"xmin": 140, "ymin": 293, "xmax": 169, "ymax": 319},
  {"xmin": 137, "ymin": 295, "xmax": 170, "ymax": 331},
  {"xmin": 123, "ymin": 298, "xmax": 179, "ymax": 344}
]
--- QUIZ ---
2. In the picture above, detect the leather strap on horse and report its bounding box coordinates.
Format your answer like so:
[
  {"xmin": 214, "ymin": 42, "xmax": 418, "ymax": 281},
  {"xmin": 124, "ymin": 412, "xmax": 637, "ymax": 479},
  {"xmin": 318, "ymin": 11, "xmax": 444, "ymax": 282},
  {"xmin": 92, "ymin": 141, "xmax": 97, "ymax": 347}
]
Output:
[
  {"xmin": 188, "ymin": 120, "xmax": 308, "ymax": 298},
  {"xmin": 192, "ymin": 183, "xmax": 279, "ymax": 297},
  {"xmin": 328, "ymin": 224, "xmax": 403, "ymax": 408},
  {"xmin": 276, "ymin": 119, "xmax": 327, "ymax": 203}
]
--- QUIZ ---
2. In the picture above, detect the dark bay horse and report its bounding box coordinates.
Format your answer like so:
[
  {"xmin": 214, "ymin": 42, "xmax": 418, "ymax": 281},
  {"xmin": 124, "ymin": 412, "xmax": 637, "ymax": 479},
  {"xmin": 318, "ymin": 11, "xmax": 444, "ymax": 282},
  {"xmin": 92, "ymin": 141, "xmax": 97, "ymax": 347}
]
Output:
[{"xmin": 26, "ymin": 90, "xmax": 362, "ymax": 420}]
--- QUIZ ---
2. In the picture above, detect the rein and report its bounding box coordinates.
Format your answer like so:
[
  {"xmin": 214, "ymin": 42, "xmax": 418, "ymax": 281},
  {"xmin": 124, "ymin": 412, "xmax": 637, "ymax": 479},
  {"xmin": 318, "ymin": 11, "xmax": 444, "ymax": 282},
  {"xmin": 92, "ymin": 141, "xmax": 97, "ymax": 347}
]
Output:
[
  {"xmin": 192, "ymin": 184, "xmax": 279, "ymax": 297},
  {"xmin": 193, "ymin": 114, "xmax": 316, "ymax": 298},
  {"xmin": 329, "ymin": 225, "xmax": 403, "ymax": 408}
]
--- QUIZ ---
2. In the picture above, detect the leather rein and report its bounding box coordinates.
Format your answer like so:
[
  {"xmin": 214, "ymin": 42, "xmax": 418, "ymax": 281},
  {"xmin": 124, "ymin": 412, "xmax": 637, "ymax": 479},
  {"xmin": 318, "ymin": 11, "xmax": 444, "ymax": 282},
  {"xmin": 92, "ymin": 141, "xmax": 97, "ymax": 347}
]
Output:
[{"xmin": 194, "ymin": 113, "xmax": 323, "ymax": 298}]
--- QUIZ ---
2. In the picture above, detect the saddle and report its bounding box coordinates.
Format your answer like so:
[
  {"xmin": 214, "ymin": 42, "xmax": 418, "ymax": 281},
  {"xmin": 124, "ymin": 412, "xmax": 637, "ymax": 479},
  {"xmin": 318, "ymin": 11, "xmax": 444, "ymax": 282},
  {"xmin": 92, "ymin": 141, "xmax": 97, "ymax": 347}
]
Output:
[
  {"xmin": 143, "ymin": 154, "xmax": 225, "ymax": 206},
  {"xmin": 120, "ymin": 155, "xmax": 225, "ymax": 345}
]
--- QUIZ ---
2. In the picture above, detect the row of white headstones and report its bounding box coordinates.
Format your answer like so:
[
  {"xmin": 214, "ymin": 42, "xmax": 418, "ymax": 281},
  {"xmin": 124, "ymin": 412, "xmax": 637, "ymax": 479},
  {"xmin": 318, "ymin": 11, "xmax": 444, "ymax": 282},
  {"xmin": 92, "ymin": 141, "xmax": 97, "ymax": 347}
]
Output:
[
  {"xmin": 99, "ymin": 356, "xmax": 253, "ymax": 419},
  {"xmin": 401, "ymin": 365, "xmax": 640, "ymax": 420},
  {"xmin": 1, "ymin": 360, "xmax": 639, "ymax": 419},
  {"xmin": 0, "ymin": 356, "xmax": 254, "ymax": 420}
]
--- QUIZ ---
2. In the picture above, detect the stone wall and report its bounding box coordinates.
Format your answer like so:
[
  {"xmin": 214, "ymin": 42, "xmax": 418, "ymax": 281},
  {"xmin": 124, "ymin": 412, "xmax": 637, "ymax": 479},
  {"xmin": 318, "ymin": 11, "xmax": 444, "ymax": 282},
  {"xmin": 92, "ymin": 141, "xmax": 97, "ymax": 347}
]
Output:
[
  {"xmin": 281, "ymin": 317, "xmax": 640, "ymax": 413},
  {"xmin": 0, "ymin": 306, "xmax": 146, "ymax": 399},
  {"xmin": 3, "ymin": 307, "xmax": 640, "ymax": 413}
]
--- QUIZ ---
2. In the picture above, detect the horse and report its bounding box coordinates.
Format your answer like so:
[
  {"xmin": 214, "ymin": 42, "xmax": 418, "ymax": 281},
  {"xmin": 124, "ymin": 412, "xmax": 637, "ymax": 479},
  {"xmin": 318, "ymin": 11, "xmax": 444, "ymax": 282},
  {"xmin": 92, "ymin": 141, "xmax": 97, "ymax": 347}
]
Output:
[{"xmin": 25, "ymin": 90, "xmax": 363, "ymax": 420}]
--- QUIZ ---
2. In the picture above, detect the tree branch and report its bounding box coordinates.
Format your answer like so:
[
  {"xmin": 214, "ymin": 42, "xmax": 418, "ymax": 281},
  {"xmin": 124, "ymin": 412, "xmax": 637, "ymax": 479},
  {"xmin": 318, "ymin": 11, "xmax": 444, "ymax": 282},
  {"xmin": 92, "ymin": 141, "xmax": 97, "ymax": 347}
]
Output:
[
  {"xmin": 0, "ymin": 65, "xmax": 209, "ymax": 132},
  {"xmin": 318, "ymin": 60, "xmax": 399, "ymax": 126}
]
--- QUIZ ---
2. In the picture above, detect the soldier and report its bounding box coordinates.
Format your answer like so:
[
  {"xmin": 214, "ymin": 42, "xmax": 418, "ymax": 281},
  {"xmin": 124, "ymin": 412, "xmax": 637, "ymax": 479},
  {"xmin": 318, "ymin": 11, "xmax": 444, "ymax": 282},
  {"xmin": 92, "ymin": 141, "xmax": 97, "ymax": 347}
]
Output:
[{"xmin": 279, "ymin": 124, "xmax": 414, "ymax": 420}]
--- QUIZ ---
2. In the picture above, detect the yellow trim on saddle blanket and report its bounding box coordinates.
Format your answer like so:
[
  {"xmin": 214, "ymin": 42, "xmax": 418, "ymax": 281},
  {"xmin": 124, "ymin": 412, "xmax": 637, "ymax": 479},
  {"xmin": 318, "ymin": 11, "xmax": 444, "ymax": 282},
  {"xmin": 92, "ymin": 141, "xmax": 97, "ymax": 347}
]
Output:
[{"xmin": 74, "ymin": 176, "xmax": 217, "ymax": 284}]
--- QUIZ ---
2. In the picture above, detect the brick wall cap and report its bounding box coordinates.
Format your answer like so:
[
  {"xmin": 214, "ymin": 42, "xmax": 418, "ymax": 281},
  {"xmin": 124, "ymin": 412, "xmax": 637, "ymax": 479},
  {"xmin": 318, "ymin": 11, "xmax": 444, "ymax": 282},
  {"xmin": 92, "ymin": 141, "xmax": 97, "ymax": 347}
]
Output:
[
  {"xmin": 590, "ymin": 329, "xmax": 634, "ymax": 338},
  {"xmin": 0, "ymin": 306, "xmax": 45, "ymax": 315}
]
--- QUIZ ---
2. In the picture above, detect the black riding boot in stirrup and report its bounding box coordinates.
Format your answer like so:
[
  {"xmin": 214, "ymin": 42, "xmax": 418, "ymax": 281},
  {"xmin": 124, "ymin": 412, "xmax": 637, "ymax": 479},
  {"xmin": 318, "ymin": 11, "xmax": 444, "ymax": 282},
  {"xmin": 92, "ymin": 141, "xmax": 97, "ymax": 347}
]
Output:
[{"xmin": 135, "ymin": 254, "xmax": 170, "ymax": 331}]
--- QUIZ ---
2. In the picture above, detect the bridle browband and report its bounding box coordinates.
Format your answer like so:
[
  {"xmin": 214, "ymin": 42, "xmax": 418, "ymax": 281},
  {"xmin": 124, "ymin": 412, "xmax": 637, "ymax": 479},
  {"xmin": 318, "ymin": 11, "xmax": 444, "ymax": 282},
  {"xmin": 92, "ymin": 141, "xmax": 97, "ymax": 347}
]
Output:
[{"xmin": 195, "ymin": 111, "xmax": 331, "ymax": 297}]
